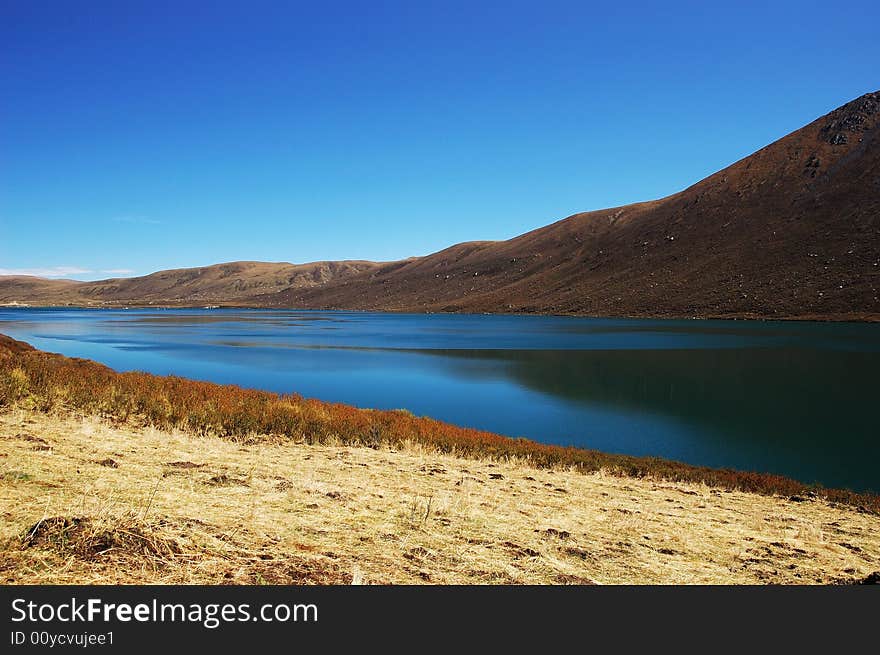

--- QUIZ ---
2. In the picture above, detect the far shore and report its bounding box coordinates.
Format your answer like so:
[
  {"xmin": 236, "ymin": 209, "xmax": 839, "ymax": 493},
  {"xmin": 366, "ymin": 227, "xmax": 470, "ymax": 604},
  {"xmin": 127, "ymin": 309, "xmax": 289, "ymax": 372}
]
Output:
[{"xmin": 2, "ymin": 301, "xmax": 879, "ymax": 323}]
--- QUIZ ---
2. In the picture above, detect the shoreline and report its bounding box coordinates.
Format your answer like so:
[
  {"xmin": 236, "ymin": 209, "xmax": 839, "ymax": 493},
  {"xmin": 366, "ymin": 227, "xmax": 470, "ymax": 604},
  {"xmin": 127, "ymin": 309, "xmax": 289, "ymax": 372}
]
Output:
[
  {"xmin": 2, "ymin": 334, "xmax": 879, "ymax": 584},
  {"xmin": 1, "ymin": 333, "xmax": 878, "ymax": 511},
  {"xmin": 2, "ymin": 303, "xmax": 879, "ymax": 324}
]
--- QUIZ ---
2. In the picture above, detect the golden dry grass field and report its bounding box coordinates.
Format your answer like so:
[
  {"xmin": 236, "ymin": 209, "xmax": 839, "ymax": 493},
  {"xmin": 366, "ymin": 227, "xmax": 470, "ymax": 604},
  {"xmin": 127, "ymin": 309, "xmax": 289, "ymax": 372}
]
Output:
[{"xmin": 2, "ymin": 408, "xmax": 878, "ymax": 585}]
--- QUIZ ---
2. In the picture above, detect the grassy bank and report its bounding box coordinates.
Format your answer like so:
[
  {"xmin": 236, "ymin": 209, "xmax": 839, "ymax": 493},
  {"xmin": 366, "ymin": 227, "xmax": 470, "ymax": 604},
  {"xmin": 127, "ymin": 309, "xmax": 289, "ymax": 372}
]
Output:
[
  {"xmin": 2, "ymin": 410, "xmax": 878, "ymax": 584},
  {"xmin": 1, "ymin": 333, "xmax": 877, "ymax": 513}
]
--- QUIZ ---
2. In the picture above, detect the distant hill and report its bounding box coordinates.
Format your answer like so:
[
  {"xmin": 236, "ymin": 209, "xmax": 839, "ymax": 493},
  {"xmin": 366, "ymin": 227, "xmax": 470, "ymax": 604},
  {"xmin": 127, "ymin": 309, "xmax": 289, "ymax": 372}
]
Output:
[
  {"xmin": 0, "ymin": 261, "xmax": 380, "ymax": 307},
  {"xmin": 2, "ymin": 91, "xmax": 878, "ymax": 320}
]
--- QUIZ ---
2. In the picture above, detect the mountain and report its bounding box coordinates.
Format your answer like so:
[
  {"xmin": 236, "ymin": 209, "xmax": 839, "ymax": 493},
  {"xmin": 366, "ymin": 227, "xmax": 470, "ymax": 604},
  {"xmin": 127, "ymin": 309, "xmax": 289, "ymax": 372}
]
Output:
[
  {"xmin": 0, "ymin": 261, "xmax": 379, "ymax": 307},
  {"xmin": 2, "ymin": 91, "xmax": 878, "ymax": 320},
  {"xmin": 272, "ymin": 91, "xmax": 880, "ymax": 320}
]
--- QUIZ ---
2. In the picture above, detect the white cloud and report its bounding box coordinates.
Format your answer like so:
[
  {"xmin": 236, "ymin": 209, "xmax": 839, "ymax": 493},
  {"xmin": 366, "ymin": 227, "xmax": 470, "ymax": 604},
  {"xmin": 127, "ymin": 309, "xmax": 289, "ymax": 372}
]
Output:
[
  {"xmin": 101, "ymin": 269, "xmax": 135, "ymax": 275},
  {"xmin": 0, "ymin": 266, "xmax": 93, "ymax": 278}
]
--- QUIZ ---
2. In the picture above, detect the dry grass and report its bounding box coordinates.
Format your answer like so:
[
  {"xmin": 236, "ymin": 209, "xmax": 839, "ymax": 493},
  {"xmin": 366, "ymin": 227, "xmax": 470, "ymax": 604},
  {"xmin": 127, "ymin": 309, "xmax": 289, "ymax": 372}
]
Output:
[
  {"xmin": 1, "ymin": 409, "xmax": 878, "ymax": 585},
  {"xmin": 2, "ymin": 333, "xmax": 878, "ymax": 584}
]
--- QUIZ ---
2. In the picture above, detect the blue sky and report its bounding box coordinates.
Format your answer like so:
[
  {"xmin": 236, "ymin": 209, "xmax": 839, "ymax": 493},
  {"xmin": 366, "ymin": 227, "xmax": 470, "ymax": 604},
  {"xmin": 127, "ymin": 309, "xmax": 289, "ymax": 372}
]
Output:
[{"xmin": 2, "ymin": 1, "xmax": 878, "ymax": 280}]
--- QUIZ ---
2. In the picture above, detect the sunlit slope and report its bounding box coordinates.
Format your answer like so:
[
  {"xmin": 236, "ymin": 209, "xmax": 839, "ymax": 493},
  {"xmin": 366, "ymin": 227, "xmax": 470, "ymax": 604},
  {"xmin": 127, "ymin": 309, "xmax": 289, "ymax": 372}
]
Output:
[{"xmin": 2, "ymin": 92, "xmax": 878, "ymax": 320}]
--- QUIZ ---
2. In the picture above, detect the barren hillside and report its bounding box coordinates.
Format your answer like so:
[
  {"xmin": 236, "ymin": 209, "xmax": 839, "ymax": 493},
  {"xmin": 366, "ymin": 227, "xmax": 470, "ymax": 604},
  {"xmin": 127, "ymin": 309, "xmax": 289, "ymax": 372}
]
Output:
[{"xmin": 3, "ymin": 91, "xmax": 878, "ymax": 320}]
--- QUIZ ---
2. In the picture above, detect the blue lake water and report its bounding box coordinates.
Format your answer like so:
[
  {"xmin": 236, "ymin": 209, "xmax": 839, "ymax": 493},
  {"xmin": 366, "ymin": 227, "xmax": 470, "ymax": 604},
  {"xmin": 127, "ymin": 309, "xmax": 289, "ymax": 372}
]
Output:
[{"xmin": 1, "ymin": 307, "xmax": 878, "ymax": 492}]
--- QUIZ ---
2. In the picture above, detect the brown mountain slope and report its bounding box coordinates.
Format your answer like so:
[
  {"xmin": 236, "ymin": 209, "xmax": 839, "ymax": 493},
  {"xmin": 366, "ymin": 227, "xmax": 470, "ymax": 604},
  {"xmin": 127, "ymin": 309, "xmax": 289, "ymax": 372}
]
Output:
[
  {"xmin": 269, "ymin": 91, "xmax": 879, "ymax": 319},
  {"xmin": 0, "ymin": 277, "xmax": 82, "ymax": 305},
  {"xmin": 0, "ymin": 261, "xmax": 380, "ymax": 306},
  {"xmin": 2, "ymin": 91, "xmax": 878, "ymax": 319}
]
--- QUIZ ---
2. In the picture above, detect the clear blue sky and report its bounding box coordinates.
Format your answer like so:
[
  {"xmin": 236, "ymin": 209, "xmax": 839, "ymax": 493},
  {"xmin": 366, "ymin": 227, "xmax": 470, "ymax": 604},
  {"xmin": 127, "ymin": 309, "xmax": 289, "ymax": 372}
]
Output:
[{"xmin": 2, "ymin": 1, "xmax": 878, "ymax": 280}]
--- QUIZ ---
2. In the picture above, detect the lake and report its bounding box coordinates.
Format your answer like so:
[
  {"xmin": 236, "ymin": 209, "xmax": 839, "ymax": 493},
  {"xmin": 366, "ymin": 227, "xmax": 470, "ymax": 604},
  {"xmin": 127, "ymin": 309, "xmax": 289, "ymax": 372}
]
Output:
[{"xmin": 1, "ymin": 307, "xmax": 878, "ymax": 492}]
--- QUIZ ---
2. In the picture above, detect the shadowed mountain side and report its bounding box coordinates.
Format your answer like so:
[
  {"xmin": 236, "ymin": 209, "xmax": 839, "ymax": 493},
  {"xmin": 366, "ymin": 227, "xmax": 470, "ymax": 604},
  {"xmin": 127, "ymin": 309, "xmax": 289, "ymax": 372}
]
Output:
[{"xmin": 2, "ymin": 91, "xmax": 878, "ymax": 320}]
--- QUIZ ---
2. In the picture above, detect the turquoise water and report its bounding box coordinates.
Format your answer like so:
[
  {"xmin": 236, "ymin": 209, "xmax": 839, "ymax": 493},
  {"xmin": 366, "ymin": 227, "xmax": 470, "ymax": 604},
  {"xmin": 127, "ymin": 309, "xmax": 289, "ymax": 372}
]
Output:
[{"xmin": 2, "ymin": 307, "xmax": 878, "ymax": 492}]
